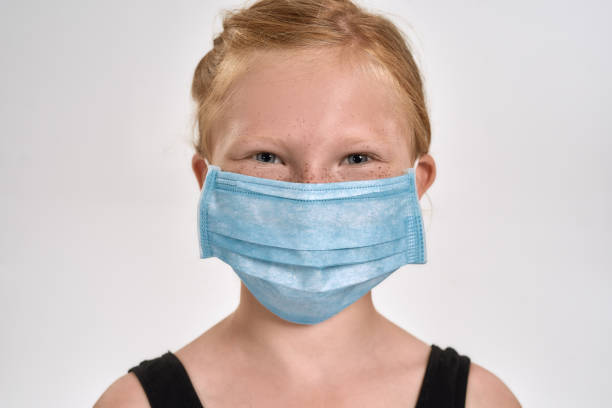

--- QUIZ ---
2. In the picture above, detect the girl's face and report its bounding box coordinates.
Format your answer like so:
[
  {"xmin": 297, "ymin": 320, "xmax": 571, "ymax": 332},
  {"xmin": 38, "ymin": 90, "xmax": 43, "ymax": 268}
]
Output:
[{"xmin": 194, "ymin": 48, "xmax": 435, "ymax": 196}]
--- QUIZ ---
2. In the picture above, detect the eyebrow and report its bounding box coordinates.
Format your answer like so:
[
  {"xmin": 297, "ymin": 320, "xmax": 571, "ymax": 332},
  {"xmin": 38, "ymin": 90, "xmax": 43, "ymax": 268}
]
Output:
[
  {"xmin": 333, "ymin": 135, "xmax": 392, "ymax": 147},
  {"xmin": 228, "ymin": 135, "xmax": 289, "ymax": 150},
  {"xmin": 230, "ymin": 131, "xmax": 393, "ymax": 149}
]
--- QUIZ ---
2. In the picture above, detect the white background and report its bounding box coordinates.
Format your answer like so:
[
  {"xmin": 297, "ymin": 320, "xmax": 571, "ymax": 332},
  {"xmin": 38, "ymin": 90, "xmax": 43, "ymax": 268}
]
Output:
[{"xmin": 1, "ymin": 0, "xmax": 610, "ymax": 406}]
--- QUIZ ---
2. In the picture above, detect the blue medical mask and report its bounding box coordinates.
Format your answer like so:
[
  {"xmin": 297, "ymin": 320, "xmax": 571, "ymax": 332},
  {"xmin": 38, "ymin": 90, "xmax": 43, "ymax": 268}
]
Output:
[{"xmin": 197, "ymin": 159, "xmax": 426, "ymax": 325}]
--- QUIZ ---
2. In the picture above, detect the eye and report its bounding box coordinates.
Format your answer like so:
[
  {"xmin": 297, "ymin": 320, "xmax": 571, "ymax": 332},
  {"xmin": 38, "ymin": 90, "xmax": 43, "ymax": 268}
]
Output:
[
  {"xmin": 345, "ymin": 153, "xmax": 371, "ymax": 165},
  {"xmin": 253, "ymin": 152, "xmax": 281, "ymax": 164}
]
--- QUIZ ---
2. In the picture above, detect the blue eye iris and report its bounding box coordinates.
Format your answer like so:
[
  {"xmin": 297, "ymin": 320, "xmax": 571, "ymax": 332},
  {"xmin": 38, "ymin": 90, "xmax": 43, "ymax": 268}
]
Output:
[
  {"xmin": 255, "ymin": 152, "xmax": 277, "ymax": 163},
  {"xmin": 347, "ymin": 154, "xmax": 369, "ymax": 164}
]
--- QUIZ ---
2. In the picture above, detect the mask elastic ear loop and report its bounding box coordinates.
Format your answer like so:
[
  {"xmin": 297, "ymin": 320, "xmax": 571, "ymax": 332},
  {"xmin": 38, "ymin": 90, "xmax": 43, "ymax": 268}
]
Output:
[
  {"xmin": 402, "ymin": 156, "xmax": 419, "ymax": 174},
  {"xmin": 421, "ymin": 188, "xmax": 433, "ymax": 236},
  {"xmin": 416, "ymin": 156, "xmax": 433, "ymax": 235},
  {"xmin": 412, "ymin": 155, "xmax": 421, "ymax": 197}
]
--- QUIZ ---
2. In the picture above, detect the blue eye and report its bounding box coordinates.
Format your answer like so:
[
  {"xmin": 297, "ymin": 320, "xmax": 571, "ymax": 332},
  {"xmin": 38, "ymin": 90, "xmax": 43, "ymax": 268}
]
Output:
[
  {"xmin": 346, "ymin": 153, "xmax": 370, "ymax": 164},
  {"xmin": 254, "ymin": 152, "xmax": 279, "ymax": 163}
]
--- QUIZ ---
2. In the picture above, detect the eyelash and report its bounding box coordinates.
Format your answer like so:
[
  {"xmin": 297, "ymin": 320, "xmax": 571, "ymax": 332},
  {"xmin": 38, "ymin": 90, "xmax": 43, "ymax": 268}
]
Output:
[{"xmin": 251, "ymin": 152, "xmax": 373, "ymax": 165}]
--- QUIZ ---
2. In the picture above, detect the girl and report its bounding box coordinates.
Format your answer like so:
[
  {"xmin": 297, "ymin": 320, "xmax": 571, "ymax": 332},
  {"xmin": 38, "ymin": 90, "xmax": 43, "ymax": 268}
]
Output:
[{"xmin": 96, "ymin": 0, "xmax": 521, "ymax": 406}]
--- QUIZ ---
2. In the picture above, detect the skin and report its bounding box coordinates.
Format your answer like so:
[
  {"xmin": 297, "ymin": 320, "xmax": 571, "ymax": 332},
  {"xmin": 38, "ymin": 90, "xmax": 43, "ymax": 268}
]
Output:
[{"xmin": 95, "ymin": 48, "xmax": 521, "ymax": 407}]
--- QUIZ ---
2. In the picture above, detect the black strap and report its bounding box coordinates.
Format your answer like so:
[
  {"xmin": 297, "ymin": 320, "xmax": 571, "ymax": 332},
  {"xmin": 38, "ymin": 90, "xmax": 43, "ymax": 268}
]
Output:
[
  {"xmin": 128, "ymin": 351, "xmax": 204, "ymax": 408},
  {"xmin": 415, "ymin": 344, "xmax": 471, "ymax": 408},
  {"xmin": 128, "ymin": 345, "xmax": 469, "ymax": 408}
]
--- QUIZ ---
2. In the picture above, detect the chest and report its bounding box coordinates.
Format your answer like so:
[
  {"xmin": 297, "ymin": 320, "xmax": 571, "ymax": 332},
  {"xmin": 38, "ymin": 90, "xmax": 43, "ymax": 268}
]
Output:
[{"xmin": 194, "ymin": 365, "xmax": 426, "ymax": 408}]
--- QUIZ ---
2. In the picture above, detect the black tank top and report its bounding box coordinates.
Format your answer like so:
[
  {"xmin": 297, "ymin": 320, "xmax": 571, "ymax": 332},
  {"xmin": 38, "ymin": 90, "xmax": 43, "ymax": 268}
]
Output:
[{"xmin": 128, "ymin": 343, "xmax": 471, "ymax": 408}]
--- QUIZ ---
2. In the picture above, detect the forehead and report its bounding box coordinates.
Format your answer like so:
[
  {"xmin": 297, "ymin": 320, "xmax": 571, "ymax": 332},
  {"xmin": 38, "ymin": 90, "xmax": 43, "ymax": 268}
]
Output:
[{"xmin": 211, "ymin": 47, "xmax": 411, "ymax": 151}]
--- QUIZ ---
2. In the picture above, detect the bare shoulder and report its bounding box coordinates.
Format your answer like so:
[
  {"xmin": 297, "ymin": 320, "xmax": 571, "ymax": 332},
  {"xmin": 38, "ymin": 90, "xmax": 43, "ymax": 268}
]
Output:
[
  {"xmin": 465, "ymin": 362, "xmax": 522, "ymax": 408},
  {"xmin": 93, "ymin": 372, "xmax": 149, "ymax": 408}
]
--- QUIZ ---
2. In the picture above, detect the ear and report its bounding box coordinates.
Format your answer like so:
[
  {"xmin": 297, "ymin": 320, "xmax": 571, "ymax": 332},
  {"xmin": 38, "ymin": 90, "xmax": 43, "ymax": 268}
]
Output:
[
  {"xmin": 192, "ymin": 153, "xmax": 209, "ymax": 190},
  {"xmin": 415, "ymin": 153, "xmax": 436, "ymax": 200}
]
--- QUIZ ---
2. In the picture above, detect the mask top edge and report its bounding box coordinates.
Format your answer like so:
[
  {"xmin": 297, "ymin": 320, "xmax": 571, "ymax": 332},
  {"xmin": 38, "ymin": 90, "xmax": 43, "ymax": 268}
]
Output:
[{"xmin": 210, "ymin": 166, "xmax": 416, "ymax": 191}]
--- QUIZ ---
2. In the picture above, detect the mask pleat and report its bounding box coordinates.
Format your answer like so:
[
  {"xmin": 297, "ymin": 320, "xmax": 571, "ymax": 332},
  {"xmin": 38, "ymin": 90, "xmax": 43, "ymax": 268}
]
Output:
[
  {"xmin": 207, "ymin": 230, "xmax": 423, "ymax": 267},
  {"xmin": 212, "ymin": 245, "xmax": 421, "ymax": 291},
  {"xmin": 205, "ymin": 188, "xmax": 421, "ymax": 250}
]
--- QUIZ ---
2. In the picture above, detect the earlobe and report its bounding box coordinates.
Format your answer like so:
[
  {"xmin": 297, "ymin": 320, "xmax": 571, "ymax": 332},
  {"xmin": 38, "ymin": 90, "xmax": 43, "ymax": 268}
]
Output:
[
  {"xmin": 191, "ymin": 153, "xmax": 208, "ymax": 190},
  {"xmin": 415, "ymin": 154, "xmax": 436, "ymax": 200}
]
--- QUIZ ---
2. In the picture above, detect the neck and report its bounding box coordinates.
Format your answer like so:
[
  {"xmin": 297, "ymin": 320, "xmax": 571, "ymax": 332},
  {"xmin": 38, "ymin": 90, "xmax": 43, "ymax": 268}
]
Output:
[{"xmin": 225, "ymin": 282, "xmax": 385, "ymax": 376}]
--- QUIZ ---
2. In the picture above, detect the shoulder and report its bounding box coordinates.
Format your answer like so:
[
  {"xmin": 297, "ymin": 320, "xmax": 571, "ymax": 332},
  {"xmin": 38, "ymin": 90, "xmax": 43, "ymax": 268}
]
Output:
[
  {"xmin": 93, "ymin": 372, "xmax": 149, "ymax": 408},
  {"xmin": 465, "ymin": 361, "xmax": 522, "ymax": 408}
]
